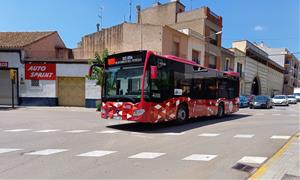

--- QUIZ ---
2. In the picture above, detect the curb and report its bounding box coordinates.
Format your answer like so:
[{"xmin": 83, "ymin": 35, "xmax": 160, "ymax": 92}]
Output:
[{"xmin": 248, "ymin": 131, "xmax": 300, "ymax": 180}]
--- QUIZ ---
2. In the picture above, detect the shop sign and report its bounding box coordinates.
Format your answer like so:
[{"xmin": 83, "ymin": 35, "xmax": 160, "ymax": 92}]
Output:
[{"xmin": 25, "ymin": 64, "xmax": 56, "ymax": 80}]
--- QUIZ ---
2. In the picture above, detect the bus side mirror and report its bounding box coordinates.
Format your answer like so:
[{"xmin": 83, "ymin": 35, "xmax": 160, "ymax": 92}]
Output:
[
  {"xmin": 150, "ymin": 66, "xmax": 157, "ymax": 80},
  {"xmin": 88, "ymin": 67, "xmax": 93, "ymax": 77}
]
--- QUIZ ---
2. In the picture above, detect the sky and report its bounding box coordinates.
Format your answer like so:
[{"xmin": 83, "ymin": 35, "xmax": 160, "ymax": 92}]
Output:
[{"xmin": 0, "ymin": 0, "xmax": 299, "ymax": 57}]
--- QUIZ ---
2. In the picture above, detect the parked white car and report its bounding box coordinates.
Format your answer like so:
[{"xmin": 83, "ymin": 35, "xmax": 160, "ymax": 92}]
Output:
[
  {"xmin": 272, "ymin": 95, "xmax": 289, "ymax": 106},
  {"xmin": 287, "ymin": 95, "xmax": 297, "ymax": 104}
]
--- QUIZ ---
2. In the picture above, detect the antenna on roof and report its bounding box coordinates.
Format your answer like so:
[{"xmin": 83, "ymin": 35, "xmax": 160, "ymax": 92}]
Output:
[
  {"xmin": 98, "ymin": 6, "xmax": 103, "ymax": 30},
  {"xmin": 129, "ymin": 0, "xmax": 132, "ymax": 22}
]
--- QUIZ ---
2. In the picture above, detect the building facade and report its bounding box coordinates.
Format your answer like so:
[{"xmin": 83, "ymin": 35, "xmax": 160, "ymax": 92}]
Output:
[
  {"xmin": 73, "ymin": 23, "xmax": 189, "ymax": 60},
  {"xmin": 231, "ymin": 40, "xmax": 284, "ymax": 96},
  {"xmin": 139, "ymin": 0, "xmax": 223, "ymax": 69},
  {"xmin": 179, "ymin": 29, "xmax": 205, "ymax": 64},
  {"xmin": 256, "ymin": 44, "xmax": 300, "ymax": 94},
  {"xmin": 220, "ymin": 47, "xmax": 235, "ymax": 72},
  {"xmin": 74, "ymin": 0, "xmax": 223, "ymax": 69},
  {"xmin": 0, "ymin": 32, "xmax": 100, "ymax": 107}
]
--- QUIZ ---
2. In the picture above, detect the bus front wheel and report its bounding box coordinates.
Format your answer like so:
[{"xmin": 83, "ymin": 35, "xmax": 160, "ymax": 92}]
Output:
[
  {"xmin": 217, "ymin": 104, "xmax": 224, "ymax": 118},
  {"xmin": 176, "ymin": 104, "xmax": 188, "ymax": 124}
]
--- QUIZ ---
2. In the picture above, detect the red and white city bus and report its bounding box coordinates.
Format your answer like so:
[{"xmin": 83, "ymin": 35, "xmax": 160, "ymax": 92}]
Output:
[{"xmin": 89, "ymin": 50, "xmax": 240, "ymax": 123}]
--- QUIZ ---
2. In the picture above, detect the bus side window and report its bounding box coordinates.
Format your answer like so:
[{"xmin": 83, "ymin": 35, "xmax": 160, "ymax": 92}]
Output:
[
  {"xmin": 203, "ymin": 78, "xmax": 217, "ymax": 99},
  {"xmin": 149, "ymin": 56, "xmax": 172, "ymax": 101},
  {"xmin": 173, "ymin": 63, "xmax": 192, "ymax": 97},
  {"xmin": 192, "ymin": 78, "xmax": 204, "ymax": 99},
  {"xmin": 217, "ymin": 78, "xmax": 229, "ymax": 99}
]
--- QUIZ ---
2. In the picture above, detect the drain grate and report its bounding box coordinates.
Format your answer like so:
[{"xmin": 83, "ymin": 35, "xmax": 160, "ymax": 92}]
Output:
[
  {"xmin": 281, "ymin": 174, "xmax": 300, "ymax": 180},
  {"xmin": 232, "ymin": 163, "xmax": 256, "ymax": 173}
]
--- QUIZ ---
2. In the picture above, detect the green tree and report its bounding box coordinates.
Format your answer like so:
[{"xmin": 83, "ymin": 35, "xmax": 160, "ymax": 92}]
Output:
[{"xmin": 87, "ymin": 48, "xmax": 109, "ymax": 86}]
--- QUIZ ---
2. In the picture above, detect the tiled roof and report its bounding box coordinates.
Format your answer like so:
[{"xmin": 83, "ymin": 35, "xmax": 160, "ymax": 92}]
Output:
[{"xmin": 0, "ymin": 31, "xmax": 56, "ymax": 49}]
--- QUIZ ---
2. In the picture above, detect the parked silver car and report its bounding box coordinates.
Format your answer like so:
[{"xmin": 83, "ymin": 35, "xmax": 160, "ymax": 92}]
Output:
[
  {"xmin": 287, "ymin": 95, "xmax": 297, "ymax": 104},
  {"xmin": 272, "ymin": 95, "xmax": 289, "ymax": 106}
]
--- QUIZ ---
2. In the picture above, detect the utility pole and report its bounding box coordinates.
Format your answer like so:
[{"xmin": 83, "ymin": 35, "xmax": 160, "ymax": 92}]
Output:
[{"xmin": 190, "ymin": 0, "xmax": 193, "ymax": 10}]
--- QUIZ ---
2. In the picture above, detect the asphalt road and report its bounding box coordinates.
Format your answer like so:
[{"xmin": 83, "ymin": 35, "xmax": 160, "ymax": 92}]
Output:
[{"xmin": 0, "ymin": 104, "xmax": 299, "ymax": 179}]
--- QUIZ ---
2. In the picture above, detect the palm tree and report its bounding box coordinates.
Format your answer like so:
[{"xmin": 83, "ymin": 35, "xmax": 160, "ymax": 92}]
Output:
[{"xmin": 87, "ymin": 48, "xmax": 108, "ymax": 86}]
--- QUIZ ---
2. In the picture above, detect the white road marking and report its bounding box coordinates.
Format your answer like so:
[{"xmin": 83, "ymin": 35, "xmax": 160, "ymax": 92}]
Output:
[
  {"xmin": 65, "ymin": 130, "xmax": 90, "ymax": 133},
  {"xmin": 255, "ymin": 113, "xmax": 264, "ymax": 116},
  {"xmin": 238, "ymin": 113, "xmax": 249, "ymax": 115},
  {"xmin": 97, "ymin": 130, "xmax": 120, "ymax": 134},
  {"xmin": 34, "ymin": 129, "xmax": 60, "ymax": 133},
  {"xmin": 77, "ymin": 150, "xmax": 116, "ymax": 157},
  {"xmin": 182, "ymin": 154, "xmax": 218, "ymax": 161},
  {"xmin": 233, "ymin": 134, "xmax": 255, "ymax": 138},
  {"xmin": 270, "ymin": 135, "xmax": 291, "ymax": 140},
  {"xmin": 238, "ymin": 156, "xmax": 267, "ymax": 164},
  {"xmin": 128, "ymin": 152, "xmax": 165, "ymax": 159},
  {"xmin": 198, "ymin": 133, "xmax": 220, "ymax": 137},
  {"xmin": 130, "ymin": 132, "xmax": 153, "ymax": 139},
  {"xmin": 271, "ymin": 114, "xmax": 281, "ymax": 116},
  {"xmin": 26, "ymin": 149, "xmax": 68, "ymax": 155},
  {"xmin": 4, "ymin": 129, "xmax": 31, "ymax": 132},
  {"xmin": 162, "ymin": 132, "xmax": 185, "ymax": 136},
  {"xmin": 288, "ymin": 114, "xmax": 298, "ymax": 117},
  {"xmin": 0, "ymin": 148, "xmax": 22, "ymax": 154}
]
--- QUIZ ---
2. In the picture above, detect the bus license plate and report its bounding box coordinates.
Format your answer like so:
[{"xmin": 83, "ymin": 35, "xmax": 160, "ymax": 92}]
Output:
[{"xmin": 113, "ymin": 116, "xmax": 122, "ymax": 120}]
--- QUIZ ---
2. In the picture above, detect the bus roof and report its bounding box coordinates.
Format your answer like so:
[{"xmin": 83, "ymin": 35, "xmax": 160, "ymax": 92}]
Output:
[{"xmin": 107, "ymin": 50, "xmax": 239, "ymax": 78}]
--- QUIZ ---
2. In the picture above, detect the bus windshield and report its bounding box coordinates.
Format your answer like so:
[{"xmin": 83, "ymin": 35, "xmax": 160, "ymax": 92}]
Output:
[{"xmin": 104, "ymin": 66, "xmax": 148, "ymax": 102}]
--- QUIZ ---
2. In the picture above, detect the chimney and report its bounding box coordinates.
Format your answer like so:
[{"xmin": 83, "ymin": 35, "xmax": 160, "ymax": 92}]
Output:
[
  {"xmin": 136, "ymin": 5, "xmax": 141, "ymax": 24},
  {"xmin": 152, "ymin": 1, "xmax": 161, "ymax": 7},
  {"xmin": 96, "ymin": 23, "xmax": 100, "ymax": 32}
]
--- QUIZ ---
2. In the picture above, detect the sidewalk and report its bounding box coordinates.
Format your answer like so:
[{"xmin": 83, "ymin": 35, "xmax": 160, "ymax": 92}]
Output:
[
  {"xmin": 249, "ymin": 132, "xmax": 300, "ymax": 180},
  {"xmin": 0, "ymin": 105, "xmax": 97, "ymax": 112}
]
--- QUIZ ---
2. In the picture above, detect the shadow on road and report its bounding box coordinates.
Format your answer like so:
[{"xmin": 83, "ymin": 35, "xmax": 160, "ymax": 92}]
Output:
[{"xmin": 107, "ymin": 114, "xmax": 251, "ymax": 134}]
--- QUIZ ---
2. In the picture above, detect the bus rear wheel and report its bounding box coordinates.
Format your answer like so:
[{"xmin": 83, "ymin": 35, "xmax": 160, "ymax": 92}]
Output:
[
  {"xmin": 217, "ymin": 104, "xmax": 224, "ymax": 118},
  {"xmin": 176, "ymin": 104, "xmax": 188, "ymax": 124}
]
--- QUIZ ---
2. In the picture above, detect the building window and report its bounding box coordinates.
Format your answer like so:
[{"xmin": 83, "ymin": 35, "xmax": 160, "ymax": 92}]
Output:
[
  {"xmin": 192, "ymin": 50, "xmax": 200, "ymax": 64},
  {"xmin": 31, "ymin": 80, "xmax": 40, "ymax": 87},
  {"xmin": 237, "ymin": 62, "xmax": 243, "ymax": 77},
  {"xmin": 209, "ymin": 29, "xmax": 218, "ymax": 46},
  {"xmin": 172, "ymin": 42, "xmax": 180, "ymax": 57},
  {"xmin": 209, "ymin": 55, "xmax": 217, "ymax": 69},
  {"xmin": 224, "ymin": 59, "xmax": 230, "ymax": 71}
]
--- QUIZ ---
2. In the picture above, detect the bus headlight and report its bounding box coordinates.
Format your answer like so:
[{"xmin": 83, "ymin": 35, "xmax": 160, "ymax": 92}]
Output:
[{"xmin": 133, "ymin": 109, "xmax": 145, "ymax": 116}]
